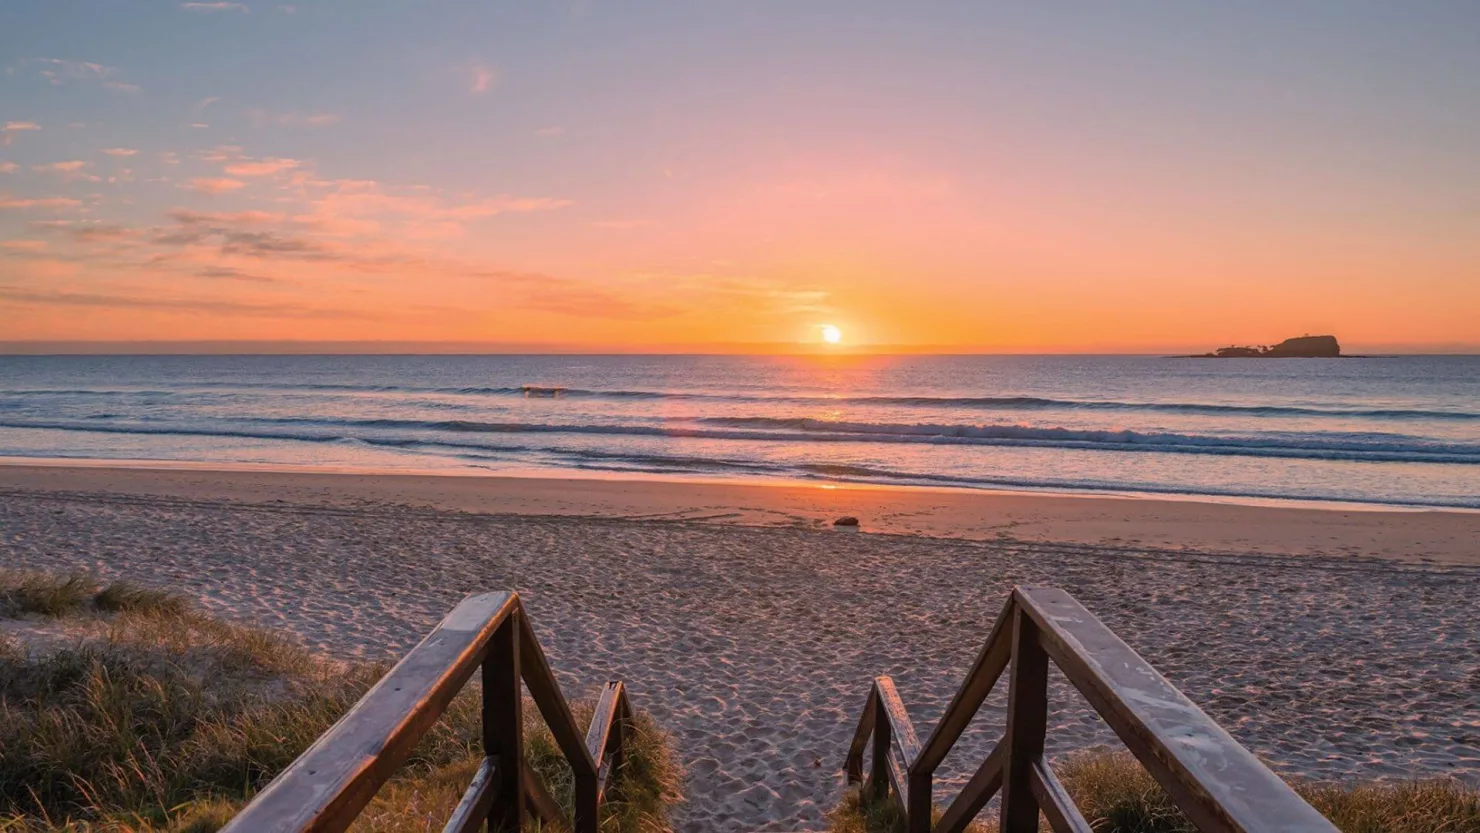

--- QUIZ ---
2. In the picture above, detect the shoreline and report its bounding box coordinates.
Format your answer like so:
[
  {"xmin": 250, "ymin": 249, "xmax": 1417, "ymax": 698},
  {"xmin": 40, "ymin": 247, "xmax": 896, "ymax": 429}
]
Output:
[{"xmin": 3, "ymin": 460, "xmax": 1478, "ymax": 565}]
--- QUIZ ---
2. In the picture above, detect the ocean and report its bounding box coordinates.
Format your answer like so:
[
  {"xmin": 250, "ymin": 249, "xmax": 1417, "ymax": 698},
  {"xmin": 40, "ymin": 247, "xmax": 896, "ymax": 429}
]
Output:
[{"xmin": 1, "ymin": 354, "xmax": 1476, "ymax": 509}]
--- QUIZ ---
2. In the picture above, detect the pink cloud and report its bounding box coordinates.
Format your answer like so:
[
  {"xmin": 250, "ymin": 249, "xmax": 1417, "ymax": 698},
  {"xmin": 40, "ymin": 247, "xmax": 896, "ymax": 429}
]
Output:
[
  {"xmin": 169, "ymin": 209, "xmax": 286, "ymax": 225},
  {"xmin": 184, "ymin": 177, "xmax": 247, "ymax": 194},
  {"xmin": 0, "ymin": 162, "xmax": 16, "ymax": 174},
  {"xmin": 32, "ymin": 160, "xmax": 100, "ymax": 183},
  {"xmin": 0, "ymin": 194, "xmax": 83, "ymax": 210},
  {"xmin": 469, "ymin": 65, "xmax": 498, "ymax": 95},
  {"xmin": 101, "ymin": 148, "xmax": 139, "ymax": 157},
  {"xmin": 223, "ymin": 157, "xmax": 301, "ymax": 176},
  {"xmin": 2, "ymin": 122, "xmax": 41, "ymax": 147},
  {"xmin": 33, "ymin": 160, "xmax": 88, "ymax": 173}
]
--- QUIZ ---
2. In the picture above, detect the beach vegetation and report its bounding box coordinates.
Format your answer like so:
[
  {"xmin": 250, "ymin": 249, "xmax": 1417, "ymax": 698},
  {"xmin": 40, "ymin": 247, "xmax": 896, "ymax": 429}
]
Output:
[
  {"xmin": 828, "ymin": 749, "xmax": 1480, "ymax": 833},
  {"xmin": 0, "ymin": 570, "xmax": 98, "ymax": 618},
  {"xmin": 0, "ymin": 571, "xmax": 682, "ymax": 832}
]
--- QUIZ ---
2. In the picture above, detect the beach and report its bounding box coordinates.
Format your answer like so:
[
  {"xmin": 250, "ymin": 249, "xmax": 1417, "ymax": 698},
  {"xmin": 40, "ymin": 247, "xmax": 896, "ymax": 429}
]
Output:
[{"xmin": 3, "ymin": 464, "xmax": 1479, "ymax": 831}]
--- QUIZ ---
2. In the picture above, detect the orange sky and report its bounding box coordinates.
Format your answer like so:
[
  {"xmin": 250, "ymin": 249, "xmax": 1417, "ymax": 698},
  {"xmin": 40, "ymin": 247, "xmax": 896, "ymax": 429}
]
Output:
[{"xmin": 3, "ymin": 4, "xmax": 1478, "ymax": 353}]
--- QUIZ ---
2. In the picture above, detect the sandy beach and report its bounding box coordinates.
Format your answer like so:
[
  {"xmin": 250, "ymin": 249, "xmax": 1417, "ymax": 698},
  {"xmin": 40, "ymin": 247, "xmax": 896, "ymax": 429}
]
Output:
[{"xmin": 2, "ymin": 464, "xmax": 1478, "ymax": 831}]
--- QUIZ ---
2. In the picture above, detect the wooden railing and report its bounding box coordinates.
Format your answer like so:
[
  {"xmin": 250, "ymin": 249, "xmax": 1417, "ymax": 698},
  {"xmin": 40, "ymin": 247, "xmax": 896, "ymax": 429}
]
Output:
[
  {"xmin": 845, "ymin": 585, "xmax": 1339, "ymax": 833},
  {"xmin": 222, "ymin": 591, "xmax": 636, "ymax": 833}
]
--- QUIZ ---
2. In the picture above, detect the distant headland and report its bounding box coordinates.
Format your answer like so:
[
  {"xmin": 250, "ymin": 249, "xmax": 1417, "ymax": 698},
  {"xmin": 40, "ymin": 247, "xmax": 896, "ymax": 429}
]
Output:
[{"xmin": 1187, "ymin": 335, "xmax": 1342, "ymax": 358}]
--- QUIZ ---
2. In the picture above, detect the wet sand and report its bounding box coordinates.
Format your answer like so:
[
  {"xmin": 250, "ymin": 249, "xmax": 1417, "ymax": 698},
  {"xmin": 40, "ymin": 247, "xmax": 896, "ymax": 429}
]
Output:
[{"xmin": 2, "ymin": 464, "xmax": 1478, "ymax": 831}]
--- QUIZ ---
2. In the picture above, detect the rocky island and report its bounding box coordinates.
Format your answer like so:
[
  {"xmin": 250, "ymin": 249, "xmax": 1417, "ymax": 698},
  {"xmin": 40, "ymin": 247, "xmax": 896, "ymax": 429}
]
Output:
[{"xmin": 1192, "ymin": 335, "xmax": 1342, "ymax": 358}]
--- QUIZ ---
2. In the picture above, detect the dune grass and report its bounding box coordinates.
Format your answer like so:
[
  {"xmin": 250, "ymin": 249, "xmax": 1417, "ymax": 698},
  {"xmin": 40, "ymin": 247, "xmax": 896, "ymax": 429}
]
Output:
[
  {"xmin": 0, "ymin": 571, "xmax": 100, "ymax": 618},
  {"xmin": 0, "ymin": 570, "xmax": 682, "ymax": 832},
  {"xmin": 829, "ymin": 750, "xmax": 1480, "ymax": 833},
  {"xmin": 0, "ymin": 570, "xmax": 188, "ymax": 620}
]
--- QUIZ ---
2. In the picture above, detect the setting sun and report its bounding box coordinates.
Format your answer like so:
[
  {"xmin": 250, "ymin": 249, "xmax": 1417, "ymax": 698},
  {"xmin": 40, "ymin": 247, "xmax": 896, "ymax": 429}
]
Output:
[{"xmin": 820, "ymin": 325, "xmax": 843, "ymax": 345}]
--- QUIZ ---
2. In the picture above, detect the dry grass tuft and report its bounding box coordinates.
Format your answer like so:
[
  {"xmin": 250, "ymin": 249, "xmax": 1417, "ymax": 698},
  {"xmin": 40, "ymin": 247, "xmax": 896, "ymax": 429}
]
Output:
[
  {"xmin": 829, "ymin": 750, "xmax": 1480, "ymax": 833},
  {"xmin": 0, "ymin": 570, "xmax": 188, "ymax": 620},
  {"xmin": 1300, "ymin": 778, "xmax": 1480, "ymax": 833},
  {"xmin": 93, "ymin": 581, "xmax": 189, "ymax": 616},
  {"xmin": 0, "ymin": 571, "xmax": 98, "ymax": 618},
  {"xmin": 0, "ymin": 570, "xmax": 682, "ymax": 832}
]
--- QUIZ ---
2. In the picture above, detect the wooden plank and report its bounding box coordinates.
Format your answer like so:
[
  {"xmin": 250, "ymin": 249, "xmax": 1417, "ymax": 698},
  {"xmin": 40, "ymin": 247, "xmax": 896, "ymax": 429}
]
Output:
[
  {"xmin": 584, "ymin": 681, "xmax": 624, "ymax": 769},
  {"xmin": 999, "ymin": 607, "xmax": 1049, "ymax": 833},
  {"xmin": 1029, "ymin": 759, "xmax": 1093, "ymax": 833},
  {"xmin": 441, "ymin": 757, "xmax": 496, "ymax": 833},
  {"xmin": 906, "ymin": 770, "xmax": 933, "ymax": 833},
  {"xmin": 873, "ymin": 677, "xmax": 927, "ymax": 833},
  {"xmin": 933, "ymin": 739, "xmax": 1003, "ymax": 833},
  {"xmin": 524, "ymin": 759, "xmax": 572, "ymax": 831},
  {"xmin": 486, "ymin": 612, "xmax": 526, "ymax": 832},
  {"xmin": 221, "ymin": 592, "xmax": 515, "ymax": 833},
  {"xmin": 914, "ymin": 595, "xmax": 1014, "ymax": 777},
  {"xmin": 1015, "ymin": 585, "xmax": 1338, "ymax": 833},
  {"xmin": 869, "ymin": 688, "xmax": 892, "ymax": 803},
  {"xmin": 875, "ymin": 676, "xmax": 922, "ymax": 767},
  {"xmin": 607, "ymin": 691, "xmax": 633, "ymax": 796},
  {"xmin": 580, "ymin": 679, "xmax": 625, "ymax": 827},
  {"xmin": 518, "ymin": 609, "xmax": 599, "ymax": 778},
  {"xmin": 886, "ymin": 742, "xmax": 911, "ymax": 815},
  {"xmin": 845, "ymin": 686, "xmax": 879, "ymax": 784}
]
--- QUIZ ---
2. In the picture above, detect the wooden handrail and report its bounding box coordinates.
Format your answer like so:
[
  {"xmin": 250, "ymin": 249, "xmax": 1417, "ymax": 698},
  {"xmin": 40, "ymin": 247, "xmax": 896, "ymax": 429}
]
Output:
[
  {"xmin": 844, "ymin": 585, "xmax": 1340, "ymax": 833},
  {"xmin": 585, "ymin": 681, "xmax": 631, "ymax": 803},
  {"xmin": 223, "ymin": 591, "xmax": 637, "ymax": 833}
]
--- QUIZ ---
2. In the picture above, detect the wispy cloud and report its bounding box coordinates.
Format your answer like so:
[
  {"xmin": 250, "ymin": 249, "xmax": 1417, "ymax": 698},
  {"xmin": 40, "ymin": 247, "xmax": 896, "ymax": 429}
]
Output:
[
  {"xmin": 33, "ymin": 161, "xmax": 88, "ymax": 173},
  {"xmin": 184, "ymin": 177, "xmax": 247, "ymax": 194},
  {"xmin": 0, "ymin": 287, "xmax": 375, "ymax": 320},
  {"xmin": 101, "ymin": 147, "xmax": 139, "ymax": 157},
  {"xmin": 223, "ymin": 157, "xmax": 300, "ymax": 176},
  {"xmin": 2, "ymin": 121, "xmax": 41, "ymax": 146},
  {"xmin": 22, "ymin": 58, "xmax": 140, "ymax": 92},
  {"xmin": 196, "ymin": 266, "xmax": 279, "ymax": 283},
  {"xmin": 197, "ymin": 96, "xmax": 221, "ymax": 109},
  {"xmin": 469, "ymin": 64, "xmax": 499, "ymax": 95},
  {"xmin": 247, "ymin": 110, "xmax": 342, "ymax": 128},
  {"xmin": 180, "ymin": 2, "xmax": 250, "ymax": 12},
  {"xmin": 0, "ymin": 194, "xmax": 84, "ymax": 211},
  {"xmin": 69, "ymin": 223, "xmax": 136, "ymax": 242},
  {"xmin": 170, "ymin": 209, "xmax": 286, "ymax": 225},
  {"xmin": 534, "ymin": 126, "xmax": 565, "ymax": 137},
  {"xmin": 0, "ymin": 162, "xmax": 16, "ymax": 174},
  {"xmin": 32, "ymin": 160, "xmax": 100, "ymax": 182}
]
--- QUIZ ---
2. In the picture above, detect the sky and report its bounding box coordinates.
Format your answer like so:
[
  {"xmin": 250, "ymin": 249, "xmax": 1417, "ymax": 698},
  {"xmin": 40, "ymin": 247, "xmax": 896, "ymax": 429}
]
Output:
[{"xmin": 1, "ymin": 2, "xmax": 1477, "ymax": 353}]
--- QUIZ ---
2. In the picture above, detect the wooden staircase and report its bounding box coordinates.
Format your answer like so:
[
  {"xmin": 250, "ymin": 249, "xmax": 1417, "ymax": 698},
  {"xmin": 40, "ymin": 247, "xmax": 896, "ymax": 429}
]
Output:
[
  {"xmin": 844, "ymin": 585, "xmax": 1337, "ymax": 833},
  {"xmin": 222, "ymin": 591, "xmax": 635, "ymax": 833},
  {"xmin": 222, "ymin": 586, "xmax": 1337, "ymax": 832}
]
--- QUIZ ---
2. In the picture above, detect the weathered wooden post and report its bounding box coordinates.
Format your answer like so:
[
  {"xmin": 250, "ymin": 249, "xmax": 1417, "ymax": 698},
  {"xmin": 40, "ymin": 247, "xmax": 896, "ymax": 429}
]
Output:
[
  {"xmin": 999, "ymin": 607, "xmax": 1048, "ymax": 832},
  {"xmin": 485, "ymin": 611, "xmax": 525, "ymax": 831}
]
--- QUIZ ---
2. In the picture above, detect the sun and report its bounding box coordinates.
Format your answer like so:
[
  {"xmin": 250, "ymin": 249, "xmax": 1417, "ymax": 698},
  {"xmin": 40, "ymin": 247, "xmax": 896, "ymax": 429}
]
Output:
[{"xmin": 820, "ymin": 324, "xmax": 843, "ymax": 345}]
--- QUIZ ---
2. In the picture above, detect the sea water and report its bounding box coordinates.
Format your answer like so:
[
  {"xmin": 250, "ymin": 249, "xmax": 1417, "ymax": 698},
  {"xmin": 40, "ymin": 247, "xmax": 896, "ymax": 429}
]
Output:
[{"xmin": 1, "ymin": 353, "xmax": 1476, "ymax": 509}]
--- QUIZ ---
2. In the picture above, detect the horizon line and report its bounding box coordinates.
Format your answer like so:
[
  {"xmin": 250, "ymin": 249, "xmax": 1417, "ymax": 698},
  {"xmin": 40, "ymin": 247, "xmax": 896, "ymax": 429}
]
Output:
[{"xmin": 3, "ymin": 340, "xmax": 1479, "ymax": 357}]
